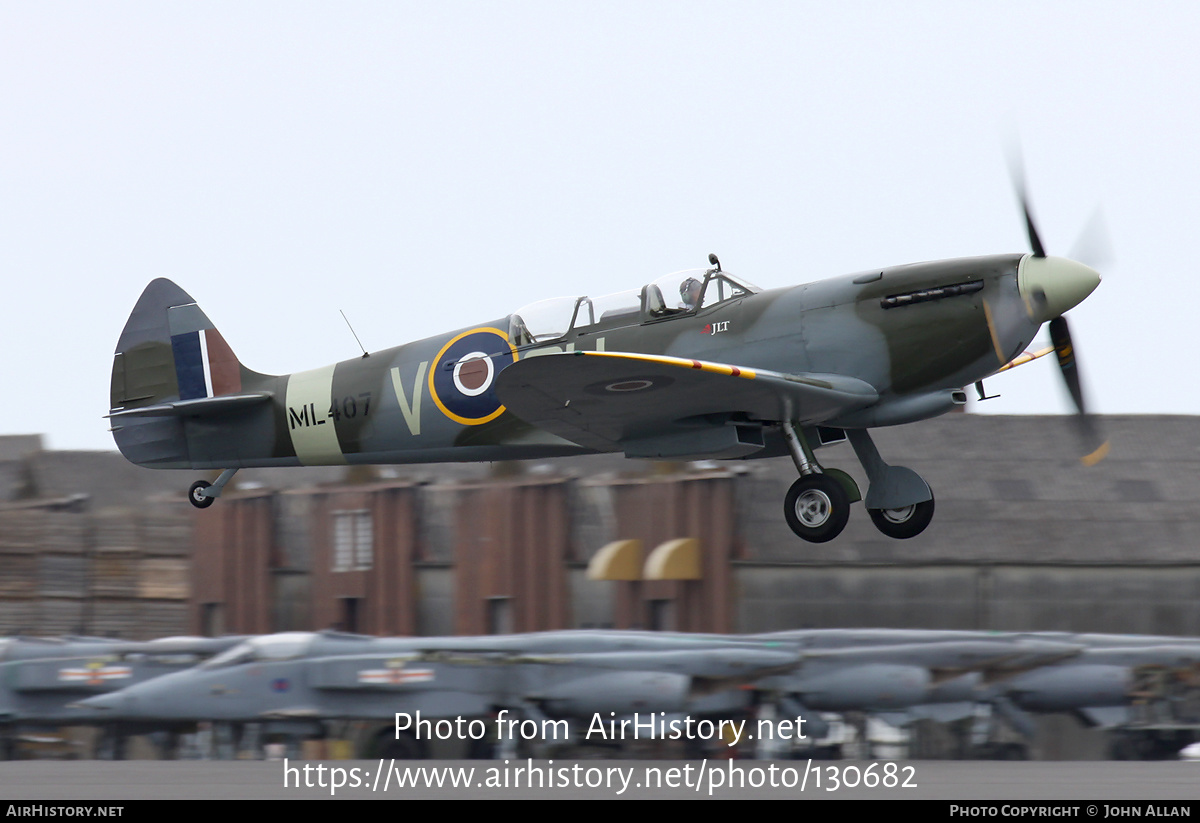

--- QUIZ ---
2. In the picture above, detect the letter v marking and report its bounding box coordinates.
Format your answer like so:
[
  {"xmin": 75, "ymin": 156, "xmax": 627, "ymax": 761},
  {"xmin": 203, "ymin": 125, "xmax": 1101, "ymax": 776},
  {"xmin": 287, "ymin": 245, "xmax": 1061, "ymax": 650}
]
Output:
[{"xmin": 390, "ymin": 362, "xmax": 428, "ymax": 436}]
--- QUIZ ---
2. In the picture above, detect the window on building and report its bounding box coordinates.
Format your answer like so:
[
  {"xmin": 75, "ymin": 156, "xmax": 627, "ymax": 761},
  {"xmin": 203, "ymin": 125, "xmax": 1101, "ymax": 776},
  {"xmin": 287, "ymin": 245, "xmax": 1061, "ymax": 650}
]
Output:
[{"xmin": 333, "ymin": 510, "xmax": 373, "ymax": 572}]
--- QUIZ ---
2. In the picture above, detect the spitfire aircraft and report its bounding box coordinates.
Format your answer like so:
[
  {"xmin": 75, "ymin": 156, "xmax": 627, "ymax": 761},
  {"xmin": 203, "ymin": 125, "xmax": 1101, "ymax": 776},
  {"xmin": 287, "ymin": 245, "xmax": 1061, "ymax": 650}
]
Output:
[{"xmin": 108, "ymin": 188, "xmax": 1103, "ymax": 542}]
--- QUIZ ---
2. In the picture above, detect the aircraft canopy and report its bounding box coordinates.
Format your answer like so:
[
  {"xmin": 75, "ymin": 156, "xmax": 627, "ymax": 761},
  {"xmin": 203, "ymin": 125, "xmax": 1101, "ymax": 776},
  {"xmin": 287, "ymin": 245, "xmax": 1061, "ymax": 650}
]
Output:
[
  {"xmin": 200, "ymin": 632, "xmax": 317, "ymax": 670},
  {"xmin": 509, "ymin": 269, "xmax": 758, "ymax": 347}
]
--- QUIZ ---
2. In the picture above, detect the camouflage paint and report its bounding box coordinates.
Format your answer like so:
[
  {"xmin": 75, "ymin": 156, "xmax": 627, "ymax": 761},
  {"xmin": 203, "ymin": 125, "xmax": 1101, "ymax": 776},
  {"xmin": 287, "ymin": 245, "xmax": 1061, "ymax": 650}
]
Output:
[{"xmin": 110, "ymin": 254, "xmax": 1057, "ymax": 473}]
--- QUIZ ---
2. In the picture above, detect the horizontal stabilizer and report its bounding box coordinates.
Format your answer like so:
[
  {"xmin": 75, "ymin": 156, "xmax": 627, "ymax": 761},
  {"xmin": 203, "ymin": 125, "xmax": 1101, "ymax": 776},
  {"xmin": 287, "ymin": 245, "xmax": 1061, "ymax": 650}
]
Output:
[{"xmin": 107, "ymin": 392, "xmax": 273, "ymax": 420}]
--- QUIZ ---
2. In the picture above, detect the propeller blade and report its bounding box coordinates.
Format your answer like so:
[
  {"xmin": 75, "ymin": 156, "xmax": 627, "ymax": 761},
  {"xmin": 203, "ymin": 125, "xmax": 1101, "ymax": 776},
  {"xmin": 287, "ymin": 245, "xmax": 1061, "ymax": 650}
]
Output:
[
  {"xmin": 1048, "ymin": 316, "xmax": 1109, "ymax": 466},
  {"xmin": 1022, "ymin": 198, "xmax": 1047, "ymax": 259},
  {"xmin": 1007, "ymin": 150, "xmax": 1047, "ymax": 257},
  {"xmin": 1006, "ymin": 145, "xmax": 1107, "ymax": 464},
  {"xmin": 1047, "ymin": 317, "xmax": 1084, "ymax": 413}
]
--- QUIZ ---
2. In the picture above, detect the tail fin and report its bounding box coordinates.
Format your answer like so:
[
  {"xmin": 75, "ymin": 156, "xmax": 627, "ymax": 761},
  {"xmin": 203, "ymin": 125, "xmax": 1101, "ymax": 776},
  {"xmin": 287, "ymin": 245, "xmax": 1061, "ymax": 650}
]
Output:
[
  {"xmin": 110, "ymin": 279, "xmax": 268, "ymax": 468},
  {"xmin": 110, "ymin": 278, "xmax": 246, "ymax": 413}
]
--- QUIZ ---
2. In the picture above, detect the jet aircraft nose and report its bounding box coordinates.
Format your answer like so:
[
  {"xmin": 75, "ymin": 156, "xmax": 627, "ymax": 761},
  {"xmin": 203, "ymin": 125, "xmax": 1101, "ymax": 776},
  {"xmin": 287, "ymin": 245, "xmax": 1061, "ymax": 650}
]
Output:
[
  {"xmin": 70, "ymin": 692, "xmax": 130, "ymax": 713},
  {"xmin": 1017, "ymin": 255, "xmax": 1101, "ymax": 323}
]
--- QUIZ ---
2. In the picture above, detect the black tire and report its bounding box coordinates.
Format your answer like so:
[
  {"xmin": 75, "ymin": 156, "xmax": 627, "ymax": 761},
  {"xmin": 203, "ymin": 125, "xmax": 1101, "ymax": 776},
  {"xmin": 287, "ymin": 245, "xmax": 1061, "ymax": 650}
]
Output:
[
  {"xmin": 784, "ymin": 474, "xmax": 850, "ymax": 543},
  {"xmin": 188, "ymin": 480, "xmax": 215, "ymax": 509},
  {"xmin": 868, "ymin": 491, "xmax": 935, "ymax": 539}
]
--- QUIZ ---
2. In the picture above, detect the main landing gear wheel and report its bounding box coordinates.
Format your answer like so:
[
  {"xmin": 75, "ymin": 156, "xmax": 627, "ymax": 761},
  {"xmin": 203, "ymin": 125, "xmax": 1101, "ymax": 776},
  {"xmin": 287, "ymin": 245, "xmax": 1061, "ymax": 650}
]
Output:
[
  {"xmin": 188, "ymin": 480, "xmax": 215, "ymax": 509},
  {"xmin": 784, "ymin": 475, "xmax": 850, "ymax": 543},
  {"xmin": 868, "ymin": 491, "xmax": 935, "ymax": 539}
]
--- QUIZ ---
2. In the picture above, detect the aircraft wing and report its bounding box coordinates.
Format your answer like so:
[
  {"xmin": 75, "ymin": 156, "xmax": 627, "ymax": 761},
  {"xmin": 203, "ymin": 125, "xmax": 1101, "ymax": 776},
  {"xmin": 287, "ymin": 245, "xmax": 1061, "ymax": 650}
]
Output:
[
  {"xmin": 495, "ymin": 351, "xmax": 878, "ymax": 457},
  {"xmin": 518, "ymin": 648, "xmax": 803, "ymax": 681}
]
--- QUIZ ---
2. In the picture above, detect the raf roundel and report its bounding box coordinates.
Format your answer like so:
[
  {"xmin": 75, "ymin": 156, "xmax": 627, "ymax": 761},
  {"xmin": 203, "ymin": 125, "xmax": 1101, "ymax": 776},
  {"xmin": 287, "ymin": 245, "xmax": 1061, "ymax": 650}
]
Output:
[{"xmin": 429, "ymin": 328, "xmax": 517, "ymax": 425}]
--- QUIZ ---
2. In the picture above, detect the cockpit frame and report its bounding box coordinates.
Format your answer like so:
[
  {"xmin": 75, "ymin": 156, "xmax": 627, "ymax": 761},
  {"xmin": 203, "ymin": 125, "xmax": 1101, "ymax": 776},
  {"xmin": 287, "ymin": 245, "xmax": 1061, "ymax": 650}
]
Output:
[{"xmin": 508, "ymin": 267, "xmax": 758, "ymax": 350}]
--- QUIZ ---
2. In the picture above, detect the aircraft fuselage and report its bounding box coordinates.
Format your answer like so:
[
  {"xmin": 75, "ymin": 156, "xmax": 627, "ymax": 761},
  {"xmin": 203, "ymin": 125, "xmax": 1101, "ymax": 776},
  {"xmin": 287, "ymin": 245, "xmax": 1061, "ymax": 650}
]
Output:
[{"xmin": 112, "ymin": 253, "xmax": 1038, "ymax": 470}]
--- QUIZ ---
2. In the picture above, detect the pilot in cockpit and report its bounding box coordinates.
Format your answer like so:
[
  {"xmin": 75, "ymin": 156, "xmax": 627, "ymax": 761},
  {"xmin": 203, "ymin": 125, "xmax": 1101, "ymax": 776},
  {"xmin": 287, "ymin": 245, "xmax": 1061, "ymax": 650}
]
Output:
[{"xmin": 679, "ymin": 277, "xmax": 702, "ymax": 311}]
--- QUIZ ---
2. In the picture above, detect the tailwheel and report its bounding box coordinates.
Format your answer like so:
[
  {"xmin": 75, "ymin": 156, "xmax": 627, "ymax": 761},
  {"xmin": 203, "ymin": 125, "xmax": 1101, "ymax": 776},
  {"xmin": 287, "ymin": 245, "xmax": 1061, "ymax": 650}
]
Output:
[
  {"xmin": 188, "ymin": 480, "xmax": 215, "ymax": 509},
  {"xmin": 868, "ymin": 490, "xmax": 935, "ymax": 539},
  {"xmin": 784, "ymin": 474, "xmax": 850, "ymax": 543}
]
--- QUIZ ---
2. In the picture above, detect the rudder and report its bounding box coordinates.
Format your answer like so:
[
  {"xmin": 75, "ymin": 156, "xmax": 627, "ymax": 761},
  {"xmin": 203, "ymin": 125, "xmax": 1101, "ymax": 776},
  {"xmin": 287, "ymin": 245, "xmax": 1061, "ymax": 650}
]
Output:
[
  {"xmin": 110, "ymin": 279, "xmax": 258, "ymax": 468},
  {"xmin": 110, "ymin": 278, "xmax": 245, "ymax": 412}
]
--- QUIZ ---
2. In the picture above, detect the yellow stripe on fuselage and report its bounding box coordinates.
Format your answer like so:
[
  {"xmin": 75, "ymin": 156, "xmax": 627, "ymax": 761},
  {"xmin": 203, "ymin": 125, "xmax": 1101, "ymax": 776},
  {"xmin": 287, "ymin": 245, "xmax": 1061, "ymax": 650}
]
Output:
[{"xmin": 579, "ymin": 350, "xmax": 757, "ymax": 379}]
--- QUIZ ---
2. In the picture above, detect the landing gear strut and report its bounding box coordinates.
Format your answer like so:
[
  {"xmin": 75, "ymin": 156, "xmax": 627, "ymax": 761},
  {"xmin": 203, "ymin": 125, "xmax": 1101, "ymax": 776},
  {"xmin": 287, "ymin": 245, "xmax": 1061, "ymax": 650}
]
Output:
[
  {"xmin": 778, "ymin": 422, "xmax": 936, "ymax": 542},
  {"xmin": 848, "ymin": 429, "xmax": 935, "ymax": 540},
  {"xmin": 187, "ymin": 468, "xmax": 239, "ymax": 509},
  {"xmin": 780, "ymin": 422, "xmax": 855, "ymax": 543}
]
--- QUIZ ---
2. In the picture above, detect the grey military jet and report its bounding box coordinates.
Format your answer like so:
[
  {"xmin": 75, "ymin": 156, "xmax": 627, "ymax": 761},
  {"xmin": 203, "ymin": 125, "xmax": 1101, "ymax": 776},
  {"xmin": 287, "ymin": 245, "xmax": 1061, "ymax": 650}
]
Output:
[
  {"xmin": 77, "ymin": 630, "xmax": 1083, "ymax": 759},
  {"xmin": 76, "ymin": 630, "xmax": 804, "ymax": 757},
  {"xmin": 751, "ymin": 638, "xmax": 1081, "ymax": 739},
  {"xmin": 855, "ymin": 633, "xmax": 1200, "ymax": 759},
  {"xmin": 978, "ymin": 644, "xmax": 1200, "ymax": 759},
  {"xmin": 0, "ymin": 635, "xmax": 245, "ymax": 758}
]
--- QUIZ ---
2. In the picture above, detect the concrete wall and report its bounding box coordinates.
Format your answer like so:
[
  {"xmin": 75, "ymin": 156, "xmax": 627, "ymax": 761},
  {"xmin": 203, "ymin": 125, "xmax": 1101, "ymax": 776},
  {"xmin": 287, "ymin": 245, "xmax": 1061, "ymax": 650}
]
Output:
[{"xmin": 731, "ymin": 414, "xmax": 1200, "ymax": 635}]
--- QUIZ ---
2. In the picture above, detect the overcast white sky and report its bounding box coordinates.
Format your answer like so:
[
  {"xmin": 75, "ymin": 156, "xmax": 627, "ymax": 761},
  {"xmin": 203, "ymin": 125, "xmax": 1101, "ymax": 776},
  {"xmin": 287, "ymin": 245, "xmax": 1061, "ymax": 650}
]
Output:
[{"xmin": 1, "ymin": 2, "xmax": 1196, "ymax": 451}]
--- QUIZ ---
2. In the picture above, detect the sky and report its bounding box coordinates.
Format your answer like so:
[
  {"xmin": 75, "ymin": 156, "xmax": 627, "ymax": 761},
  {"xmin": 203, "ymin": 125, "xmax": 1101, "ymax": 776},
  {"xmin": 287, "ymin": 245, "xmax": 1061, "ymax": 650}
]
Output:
[{"xmin": 1, "ymin": 2, "xmax": 1196, "ymax": 451}]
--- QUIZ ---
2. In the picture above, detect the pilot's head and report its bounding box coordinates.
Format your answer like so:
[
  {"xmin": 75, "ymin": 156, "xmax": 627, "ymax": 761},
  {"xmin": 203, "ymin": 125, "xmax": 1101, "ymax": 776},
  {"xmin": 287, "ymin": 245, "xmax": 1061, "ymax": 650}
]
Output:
[{"xmin": 679, "ymin": 277, "xmax": 702, "ymax": 309}]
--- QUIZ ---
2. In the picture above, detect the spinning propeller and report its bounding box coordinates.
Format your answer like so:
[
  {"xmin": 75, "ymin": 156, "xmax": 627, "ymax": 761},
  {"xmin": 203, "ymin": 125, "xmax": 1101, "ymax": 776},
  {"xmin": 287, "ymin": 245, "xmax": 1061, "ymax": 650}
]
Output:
[{"xmin": 1010, "ymin": 158, "xmax": 1109, "ymax": 466}]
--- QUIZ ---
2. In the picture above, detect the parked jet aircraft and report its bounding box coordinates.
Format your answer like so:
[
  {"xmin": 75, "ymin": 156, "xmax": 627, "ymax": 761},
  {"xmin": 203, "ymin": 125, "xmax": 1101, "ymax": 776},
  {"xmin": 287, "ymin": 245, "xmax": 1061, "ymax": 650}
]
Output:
[
  {"xmin": 76, "ymin": 630, "xmax": 1082, "ymax": 759},
  {"xmin": 0, "ymin": 635, "xmax": 245, "ymax": 758},
  {"xmin": 75, "ymin": 630, "xmax": 802, "ymax": 757},
  {"xmin": 873, "ymin": 635, "xmax": 1200, "ymax": 760},
  {"xmin": 752, "ymin": 637, "xmax": 1080, "ymax": 723},
  {"xmin": 108, "ymin": 182, "xmax": 1103, "ymax": 543},
  {"xmin": 984, "ymin": 645, "xmax": 1200, "ymax": 732}
]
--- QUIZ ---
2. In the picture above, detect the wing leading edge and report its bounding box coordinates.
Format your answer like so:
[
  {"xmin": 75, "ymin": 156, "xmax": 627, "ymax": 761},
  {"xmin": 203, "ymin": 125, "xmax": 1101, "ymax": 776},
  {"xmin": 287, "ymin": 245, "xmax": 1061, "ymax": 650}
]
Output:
[{"xmin": 494, "ymin": 350, "xmax": 878, "ymax": 458}]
